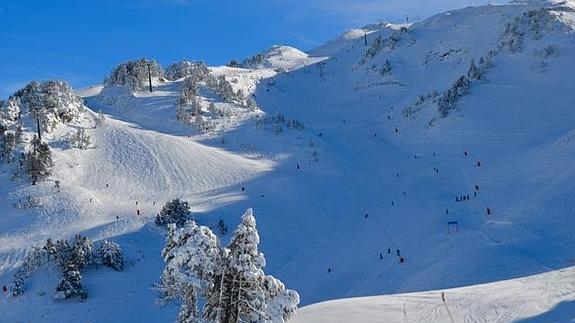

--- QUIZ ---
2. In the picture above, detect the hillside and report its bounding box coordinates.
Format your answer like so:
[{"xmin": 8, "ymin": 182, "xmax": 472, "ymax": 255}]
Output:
[
  {"xmin": 294, "ymin": 266, "xmax": 575, "ymax": 322},
  {"xmin": 1, "ymin": 1, "xmax": 575, "ymax": 322}
]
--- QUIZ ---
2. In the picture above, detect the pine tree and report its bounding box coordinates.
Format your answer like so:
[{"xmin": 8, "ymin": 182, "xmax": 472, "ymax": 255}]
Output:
[
  {"xmin": 219, "ymin": 208, "xmax": 267, "ymax": 322},
  {"xmin": 161, "ymin": 208, "xmax": 299, "ymax": 323},
  {"xmin": 55, "ymin": 263, "xmax": 87, "ymax": 300},
  {"xmin": 160, "ymin": 221, "xmax": 222, "ymax": 322},
  {"xmin": 26, "ymin": 135, "xmax": 52, "ymax": 183},
  {"xmin": 70, "ymin": 235, "xmax": 93, "ymax": 270},
  {"xmin": 97, "ymin": 240, "xmax": 124, "ymax": 271},
  {"xmin": 155, "ymin": 199, "xmax": 192, "ymax": 226},
  {"xmin": 380, "ymin": 59, "xmax": 392, "ymax": 76},
  {"xmin": 467, "ymin": 58, "xmax": 481, "ymax": 80}
]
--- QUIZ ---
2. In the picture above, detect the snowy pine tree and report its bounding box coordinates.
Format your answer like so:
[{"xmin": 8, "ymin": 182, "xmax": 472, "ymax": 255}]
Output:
[
  {"xmin": 166, "ymin": 60, "xmax": 210, "ymax": 82},
  {"xmin": 160, "ymin": 208, "xmax": 299, "ymax": 323},
  {"xmin": 218, "ymin": 208, "xmax": 267, "ymax": 323},
  {"xmin": 0, "ymin": 98, "xmax": 22, "ymax": 162},
  {"xmin": 104, "ymin": 58, "xmax": 163, "ymax": 92},
  {"xmin": 97, "ymin": 240, "xmax": 124, "ymax": 271},
  {"xmin": 26, "ymin": 135, "xmax": 52, "ymax": 183},
  {"xmin": 156, "ymin": 199, "xmax": 192, "ymax": 226},
  {"xmin": 13, "ymin": 80, "xmax": 84, "ymax": 134},
  {"xmin": 160, "ymin": 221, "xmax": 222, "ymax": 322},
  {"xmin": 54, "ymin": 263, "xmax": 87, "ymax": 300},
  {"xmin": 467, "ymin": 58, "xmax": 481, "ymax": 80}
]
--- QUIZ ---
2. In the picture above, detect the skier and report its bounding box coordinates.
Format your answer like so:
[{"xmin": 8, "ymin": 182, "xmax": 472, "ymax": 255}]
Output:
[
  {"xmin": 380, "ymin": 253, "xmax": 383, "ymax": 260},
  {"xmin": 297, "ymin": 164, "xmax": 300, "ymax": 170},
  {"xmin": 137, "ymin": 209, "xmax": 140, "ymax": 216},
  {"xmin": 399, "ymin": 257, "xmax": 405, "ymax": 263},
  {"xmin": 327, "ymin": 268, "xmax": 332, "ymax": 273},
  {"xmin": 116, "ymin": 215, "xmax": 119, "ymax": 220},
  {"xmin": 106, "ymin": 183, "xmax": 109, "ymax": 188},
  {"xmin": 395, "ymin": 128, "xmax": 399, "ymax": 133},
  {"xmin": 388, "ymin": 248, "xmax": 391, "ymax": 254},
  {"xmin": 396, "ymin": 249, "xmax": 401, "ymax": 257},
  {"xmin": 241, "ymin": 187, "xmax": 245, "ymax": 191},
  {"xmin": 464, "ymin": 151, "xmax": 468, "ymax": 156},
  {"xmin": 446, "ymin": 209, "xmax": 449, "ymax": 215},
  {"xmin": 441, "ymin": 292, "xmax": 445, "ymax": 302},
  {"xmin": 477, "ymin": 161, "xmax": 481, "ymax": 167},
  {"xmin": 486, "ymin": 207, "xmax": 491, "ymax": 215},
  {"xmin": 2, "ymin": 285, "xmax": 7, "ymax": 293},
  {"xmin": 475, "ymin": 184, "xmax": 480, "ymax": 191},
  {"xmin": 456, "ymin": 197, "xmax": 459, "ymax": 202}
]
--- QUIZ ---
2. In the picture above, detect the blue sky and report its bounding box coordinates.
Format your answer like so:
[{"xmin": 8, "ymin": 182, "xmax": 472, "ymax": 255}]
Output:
[{"xmin": 0, "ymin": 0, "xmax": 498, "ymax": 97}]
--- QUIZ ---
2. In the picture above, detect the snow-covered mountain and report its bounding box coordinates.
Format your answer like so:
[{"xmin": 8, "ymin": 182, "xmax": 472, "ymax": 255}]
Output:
[{"xmin": 1, "ymin": 1, "xmax": 575, "ymax": 322}]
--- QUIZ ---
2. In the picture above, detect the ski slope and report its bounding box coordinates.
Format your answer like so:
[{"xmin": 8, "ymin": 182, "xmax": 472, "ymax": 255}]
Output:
[
  {"xmin": 1, "ymin": 1, "xmax": 575, "ymax": 321},
  {"xmin": 294, "ymin": 266, "xmax": 575, "ymax": 322}
]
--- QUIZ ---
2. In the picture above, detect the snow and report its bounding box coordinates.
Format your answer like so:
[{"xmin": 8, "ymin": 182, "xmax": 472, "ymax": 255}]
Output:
[
  {"xmin": 293, "ymin": 266, "xmax": 575, "ymax": 322},
  {"xmin": 1, "ymin": 1, "xmax": 575, "ymax": 321}
]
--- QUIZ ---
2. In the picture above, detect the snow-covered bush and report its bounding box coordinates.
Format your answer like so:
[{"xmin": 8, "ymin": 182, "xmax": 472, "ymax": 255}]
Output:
[
  {"xmin": 156, "ymin": 199, "xmax": 192, "ymax": 226},
  {"xmin": 96, "ymin": 240, "xmax": 124, "ymax": 271},
  {"xmin": 104, "ymin": 58, "xmax": 163, "ymax": 91},
  {"xmin": 160, "ymin": 208, "xmax": 300, "ymax": 323},
  {"xmin": 9, "ymin": 247, "xmax": 49, "ymax": 296},
  {"xmin": 166, "ymin": 60, "xmax": 209, "ymax": 82},
  {"xmin": 69, "ymin": 128, "xmax": 91, "ymax": 150},
  {"xmin": 10, "ymin": 236, "xmax": 123, "ymax": 300}
]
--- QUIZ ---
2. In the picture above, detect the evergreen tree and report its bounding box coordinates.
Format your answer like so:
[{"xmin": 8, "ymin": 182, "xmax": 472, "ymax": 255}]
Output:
[
  {"xmin": 467, "ymin": 58, "xmax": 481, "ymax": 80},
  {"xmin": 219, "ymin": 208, "xmax": 267, "ymax": 323},
  {"xmin": 156, "ymin": 199, "xmax": 192, "ymax": 226},
  {"xmin": 97, "ymin": 240, "xmax": 124, "ymax": 271},
  {"xmin": 26, "ymin": 135, "xmax": 52, "ymax": 183},
  {"xmin": 54, "ymin": 263, "xmax": 87, "ymax": 300},
  {"xmin": 161, "ymin": 208, "xmax": 300, "ymax": 323},
  {"xmin": 160, "ymin": 221, "xmax": 222, "ymax": 322}
]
